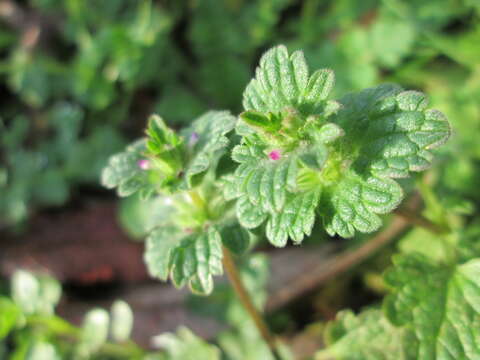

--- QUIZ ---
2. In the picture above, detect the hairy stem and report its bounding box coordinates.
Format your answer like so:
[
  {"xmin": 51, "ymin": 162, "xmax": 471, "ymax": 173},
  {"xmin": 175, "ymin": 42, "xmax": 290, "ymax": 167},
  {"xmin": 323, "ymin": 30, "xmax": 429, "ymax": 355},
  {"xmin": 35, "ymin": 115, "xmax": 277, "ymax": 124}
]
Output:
[{"xmin": 222, "ymin": 246, "xmax": 282, "ymax": 360}]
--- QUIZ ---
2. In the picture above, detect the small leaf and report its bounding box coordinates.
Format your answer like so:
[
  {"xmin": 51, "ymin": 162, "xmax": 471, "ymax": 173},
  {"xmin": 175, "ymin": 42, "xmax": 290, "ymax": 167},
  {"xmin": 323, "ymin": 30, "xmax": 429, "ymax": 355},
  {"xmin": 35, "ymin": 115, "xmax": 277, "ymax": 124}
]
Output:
[
  {"xmin": 266, "ymin": 189, "xmax": 320, "ymax": 246},
  {"xmin": 11, "ymin": 271, "xmax": 61, "ymax": 315},
  {"xmin": 145, "ymin": 226, "xmax": 223, "ymax": 295},
  {"xmin": 230, "ymin": 145, "xmax": 298, "ymax": 213},
  {"xmin": 110, "ymin": 300, "xmax": 133, "ymax": 343},
  {"xmin": 240, "ymin": 110, "xmax": 281, "ymax": 133},
  {"xmin": 325, "ymin": 172, "xmax": 403, "ymax": 238},
  {"xmin": 146, "ymin": 114, "xmax": 182, "ymax": 153},
  {"xmin": 316, "ymin": 122, "xmax": 345, "ymax": 144},
  {"xmin": 78, "ymin": 309, "xmax": 109, "ymax": 356},
  {"xmin": 101, "ymin": 139, "xmax": 152, "ymax": 197},
  {"xmin": 243, "ymin": 45, "xmax": 333, "ymax": 115},
  {"xmin": 302, "ymin": 69, "xmax": 335, "ymax": 112},
  {"xmin": 182, "ymin": 111, "xmax": 236, "ymax": 188}
]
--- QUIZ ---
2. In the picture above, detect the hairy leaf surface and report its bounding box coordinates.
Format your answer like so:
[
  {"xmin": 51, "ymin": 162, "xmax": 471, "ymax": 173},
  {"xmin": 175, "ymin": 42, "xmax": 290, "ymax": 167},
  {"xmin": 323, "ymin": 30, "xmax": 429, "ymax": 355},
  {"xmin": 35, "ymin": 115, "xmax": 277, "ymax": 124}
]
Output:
[
  {"xmin": 101, "ymin": 139, "xmax": 151, "ymax": 197},
  {"xmin": 243, "ymin": 45, "xmax": 334, "ymax": 114},
  {"xmin": 324, "ymin": 173, "xmax": 403, "ymax": 238},
  {"xmin": 181, "ymin": 111, "xmax": 237, "ymax": 187},
  {"xmin": 384, "ymin": 254, "xmax": 480, "ymax": 359},
  {"xmin": 145, "ymin": 226, "xmax": 223, "ymax": 295},
  {"xmin": 234, "ymin": 46, "xmax": 450, "ymax": 241},
  {"xmin": 334, "ymin": 84, "xmax": 451, "ymax": 178},
  {"xmin": 102, "ymin": 111, "xmax": 236, "ymax": 196}
]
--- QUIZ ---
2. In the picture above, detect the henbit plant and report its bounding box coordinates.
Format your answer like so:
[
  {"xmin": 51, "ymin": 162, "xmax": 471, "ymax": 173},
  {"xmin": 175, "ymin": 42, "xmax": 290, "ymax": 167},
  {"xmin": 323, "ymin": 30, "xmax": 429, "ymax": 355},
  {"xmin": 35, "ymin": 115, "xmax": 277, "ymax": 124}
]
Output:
[{"xmin": 100, "ymin": 45, "xmax": 480, "ymax": 360}]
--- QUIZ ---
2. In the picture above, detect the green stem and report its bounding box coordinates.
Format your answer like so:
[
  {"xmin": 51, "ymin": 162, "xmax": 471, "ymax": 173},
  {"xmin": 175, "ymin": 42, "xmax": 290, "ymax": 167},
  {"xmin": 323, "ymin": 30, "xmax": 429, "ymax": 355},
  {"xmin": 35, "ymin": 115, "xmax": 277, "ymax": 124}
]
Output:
[{"xmin": 222, "ymin": 247, "xmax": 282, "ymax": 360}]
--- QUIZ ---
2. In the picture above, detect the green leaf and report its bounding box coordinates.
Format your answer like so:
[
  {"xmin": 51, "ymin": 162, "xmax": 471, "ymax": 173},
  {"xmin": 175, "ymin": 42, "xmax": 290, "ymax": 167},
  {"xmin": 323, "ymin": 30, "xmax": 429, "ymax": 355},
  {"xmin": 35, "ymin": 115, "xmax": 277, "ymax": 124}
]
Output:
[
  {"xmin": 145, "ymin": 226, "xmax": 223, "ymax": 295},
  {"xmin": 266, "ymin": 189, "xmax": 321, "ymax": 246},
  {"xmin": 219, "ymin": 221, "xmax": 253, "ymax": 255},
  {"xmin": 181, "ymin": 111, "xmax": 236, "ymax": 188},
  {"xmin": 144, "ymin": 226, "xmax": 184, "ymax": 282},
  {"xmin": 227, "ymin": 143, "xmax": 326, "ymax": 245},
  {"xmin": 145, "ymin": 115, "xmax": 184, "ymax": 177},
  {"xmin": 110, "ymin": 300, "xmax": 133, "ymax": 343},
  {"xmin": 152, "ymin": 327, "xmax": 220, "ymax": 359},
  {"xmin": 316, "ymin": 122, "xmax": 345, "ymax": 144},
  {"xmin": 25, "ymin": 342, "xmax": 61, "ymax": 360},
  {"xmin": 383, "ymin": 253, "xmax": 480, "ymax": 359},
  {"xmin": 146, "ymin": 115, "xmax": 182, "ymax": 152},
  {"xmin": 236, "ymin": 195, "xmax": 269, "ymax": 229},
  {"xmin": 317, "ymin": 309, "xmax": 417, "ymax": 360},
  {"xmin": 11, "ymin": 271, "xmax": 61, "ymax": 315},
  {"xmin": 324, "ymin": 173, "xmax": 403, "ymax": 238},
  {"xmin": 101, "ymin": 139, "xmax": 152, "ymax": 197},
  {"xmin": 77, "ymin": 309, "xmax": 109, "ymax": 356},
  {"xmin": 243, "ymin": 45, "xmax": 334, "ymax": 115},
  {"xmin": 240, "ymin": 110, "xmax": 281, "ymax": 134},
  {"xmin": 334, "ymin": 85, "xmax": 451, "ymax": 178},
  {"xmin": 118, "ymin": 194, "xmax": 176, "ymax": 239},
  {"xmin": 0, "ymin": 297, "xmax": 21, "ymax": 339},
  {"xmin": 229, "ymin": 145, "xmax": 298, "ymax": 213}
]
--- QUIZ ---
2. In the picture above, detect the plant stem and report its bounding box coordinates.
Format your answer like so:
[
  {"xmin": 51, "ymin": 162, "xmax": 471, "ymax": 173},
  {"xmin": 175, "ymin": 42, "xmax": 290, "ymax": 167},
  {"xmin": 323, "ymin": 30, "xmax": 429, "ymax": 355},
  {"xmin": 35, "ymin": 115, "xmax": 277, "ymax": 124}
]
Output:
[
  {"xmin": 222, "ymin": 246, "xmax": 282, "ymax": 360},
  {"xmin": 267, "ymin": 215, "xmax": 410, "ymax": 311},
  {"xmin": 394, "ymin": 207, "xmax": 448, "ymax": 234}
]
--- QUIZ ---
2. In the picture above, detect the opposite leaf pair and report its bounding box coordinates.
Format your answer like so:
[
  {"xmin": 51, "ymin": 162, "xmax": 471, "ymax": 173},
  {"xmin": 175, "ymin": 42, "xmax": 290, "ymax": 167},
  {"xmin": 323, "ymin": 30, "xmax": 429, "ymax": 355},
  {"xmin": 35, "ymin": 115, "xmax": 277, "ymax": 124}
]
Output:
[{"xmin": 229, "ymin": 45, "xmax": 450, "ymax": 243}]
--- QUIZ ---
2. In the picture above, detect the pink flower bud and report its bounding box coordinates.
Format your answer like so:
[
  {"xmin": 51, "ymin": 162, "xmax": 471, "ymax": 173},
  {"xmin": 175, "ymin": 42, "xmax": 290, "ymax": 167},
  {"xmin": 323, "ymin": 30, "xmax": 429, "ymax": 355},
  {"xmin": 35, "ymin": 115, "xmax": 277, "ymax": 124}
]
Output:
[
  {"xmin": 138, "ymin": 159, "xmax": 150, "ymax": 170},
  {"xmin": 268, "ymin": 150, "xmax": 281, "ymax": 161}
]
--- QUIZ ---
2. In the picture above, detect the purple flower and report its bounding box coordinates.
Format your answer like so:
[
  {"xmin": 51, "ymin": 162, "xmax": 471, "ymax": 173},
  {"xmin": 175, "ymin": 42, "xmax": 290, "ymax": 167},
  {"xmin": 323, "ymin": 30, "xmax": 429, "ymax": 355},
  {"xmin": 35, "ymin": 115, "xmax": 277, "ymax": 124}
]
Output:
[
  {"xmin": 138, "ymin": 159, "xmax": 150, "ymax": 170},
  {"xmin": 268, "ymin": 150, "xmax": 281, "ymax": 161},
  {"xmin": 189, "ymin": 132, "xmax": 199, "ymax": 146}
]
